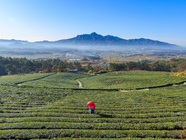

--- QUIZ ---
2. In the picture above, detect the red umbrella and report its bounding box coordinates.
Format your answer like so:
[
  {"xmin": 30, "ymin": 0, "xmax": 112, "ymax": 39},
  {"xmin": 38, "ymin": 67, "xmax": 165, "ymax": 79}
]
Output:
[{"xmin": 87, "ymin": 101, "xmax": 96, "ymax": 109}]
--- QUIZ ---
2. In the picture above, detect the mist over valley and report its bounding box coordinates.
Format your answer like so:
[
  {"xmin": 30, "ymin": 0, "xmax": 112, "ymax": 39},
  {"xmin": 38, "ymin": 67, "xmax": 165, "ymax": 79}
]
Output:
[{"xmin": 0, "ymin": 32, "xmax": 185, "ymax": 60}]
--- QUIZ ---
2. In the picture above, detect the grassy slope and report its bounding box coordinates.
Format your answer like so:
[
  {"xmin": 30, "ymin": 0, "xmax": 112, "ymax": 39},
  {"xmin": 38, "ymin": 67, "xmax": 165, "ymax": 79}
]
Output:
[
  {"xmin": 5, "ymin": 71, "xmax": 186, "ymax": 89},
  {"xmin": 22, "ymin": 72, "xmax": 91, "ymax": 88},
  {"xmin": 0, "ymin": 73, "xmax": 51, "ymax": 85},
  {"xmin": 1, "ymin": 71, "xmax": 186, "ymax": 138},
  {"xmin": 79, "ymin": 71, "xmax": 186, "ymax": 89}
]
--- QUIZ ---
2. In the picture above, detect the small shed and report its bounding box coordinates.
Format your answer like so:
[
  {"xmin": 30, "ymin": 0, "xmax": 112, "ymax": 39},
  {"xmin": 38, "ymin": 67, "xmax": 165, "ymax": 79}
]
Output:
[
  {"xmin": 69, "ymin": 58, "xmax": 81, "ymax": 61},
  {"xmin": 68, "ymin": 69, "xmax": 77, "ymax": 73}
]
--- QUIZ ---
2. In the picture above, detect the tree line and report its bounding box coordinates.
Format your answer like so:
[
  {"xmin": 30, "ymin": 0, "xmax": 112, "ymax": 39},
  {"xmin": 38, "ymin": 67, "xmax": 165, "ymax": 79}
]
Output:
[
  {"xmin": 0, "ymin": 57, "xmax": 83, "ymax": 75},
  {"xmin": 109, "ymin": 61, "xmax": 170, "ymax": 72},
  {"xmin": 0, "ymin": 56, "xmax": 186, "ymax": 76},
  {"xmin": 109, "ymin": 58, "xmax": 186, "ymax": 72}
]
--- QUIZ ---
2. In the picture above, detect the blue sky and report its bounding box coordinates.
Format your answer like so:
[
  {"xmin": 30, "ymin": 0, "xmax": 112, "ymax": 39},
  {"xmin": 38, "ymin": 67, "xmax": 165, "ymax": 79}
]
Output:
[{"xmin": 0, "ymin": 0, "xmax": 186, "ymax": 46}]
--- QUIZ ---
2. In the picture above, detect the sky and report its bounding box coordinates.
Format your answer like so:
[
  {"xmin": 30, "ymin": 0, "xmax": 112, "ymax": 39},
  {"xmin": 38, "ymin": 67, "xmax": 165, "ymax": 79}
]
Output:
[{"xmin": 0, "ymin": 0, "xmax": 186, "ymax": 46}]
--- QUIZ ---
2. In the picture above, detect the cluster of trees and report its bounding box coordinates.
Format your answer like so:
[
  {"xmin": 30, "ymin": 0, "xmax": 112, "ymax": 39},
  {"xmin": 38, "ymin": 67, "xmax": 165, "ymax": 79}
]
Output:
[
  {"xmin": 0, "ymin": 56, "xmax": 186, "ymax": 76},
  {"xmin": 169, "ymin": 58, "xmax": 186, "ymax": 72},
  {"xmin": 109, "ymin": 58, "xmax": 186, "ymax": 72},
  {"xmin": 109, "ymin": 61, "xmax": 171, "ymax": 72},
  {"xmin": 0, "ymin": 57, "xmax": 83, "ymax": 76}
]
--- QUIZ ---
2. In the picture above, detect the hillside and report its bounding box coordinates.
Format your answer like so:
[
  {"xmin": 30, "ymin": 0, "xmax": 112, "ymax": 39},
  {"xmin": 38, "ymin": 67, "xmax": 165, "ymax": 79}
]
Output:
[{"xmin": 1, "ymin": 72, "xmax": 186, "ymax": 139}]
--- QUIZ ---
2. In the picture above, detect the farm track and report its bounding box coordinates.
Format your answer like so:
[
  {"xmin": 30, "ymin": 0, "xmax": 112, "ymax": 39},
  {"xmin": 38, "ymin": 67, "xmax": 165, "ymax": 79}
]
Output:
[
  {"xmin": 119, "ymin": 81, "xmax": 186, "ymax": 92},
  {"xmin": 76, "ymin": 79, "xmax": 83, "ymax": 88}
]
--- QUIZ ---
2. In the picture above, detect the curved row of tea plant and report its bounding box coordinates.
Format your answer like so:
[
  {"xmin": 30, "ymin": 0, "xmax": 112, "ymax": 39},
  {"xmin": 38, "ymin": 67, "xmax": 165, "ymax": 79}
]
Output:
[
  {"xmin": 79, "ymin": 71, "xmax": 186, "ymax": 89},
  {"xmin": 1, "ymin": 116, "xmax": 186, "ymax": 124},
  {"xmin": 2, "ymin": 107, "xmax": 186, "ymax": 114},
  {"xmin": 0, "ymin": 129, "xmax": 182, "ymax": 139},
  {"xmin": 0, "ymin": 121, "xmax": 185, "ymax": 130}
]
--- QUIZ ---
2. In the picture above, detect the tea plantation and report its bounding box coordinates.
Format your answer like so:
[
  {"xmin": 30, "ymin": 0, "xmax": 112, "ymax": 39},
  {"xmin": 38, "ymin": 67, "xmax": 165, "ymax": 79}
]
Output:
[
  {"xmin": 1, "ymin": 72, "xmax": 186, "ymax": 139},
  {"xmin": 22, "ymin": 72, "xmax": 91, "ymax": 88},
  {"xmin": 0, "ymin": 73, "xmax": 52, "ymax": 85},
  {"xmin": 78, "ymin": 71, "xmax": 186, "ymax": 89}
]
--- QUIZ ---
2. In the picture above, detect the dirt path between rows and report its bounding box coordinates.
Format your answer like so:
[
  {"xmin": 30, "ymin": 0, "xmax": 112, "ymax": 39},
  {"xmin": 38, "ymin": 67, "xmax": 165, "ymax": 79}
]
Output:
[
  {"xmin": 119, "ymin": 82, "xmax": 186, "ymax": 92},
  {"xmin": 120, "ymin": 88, "xmax": 149, "ymax": 92},
  {"xmin": 76, "ymin": 80, "xmax": 83, "ymax": 88}
]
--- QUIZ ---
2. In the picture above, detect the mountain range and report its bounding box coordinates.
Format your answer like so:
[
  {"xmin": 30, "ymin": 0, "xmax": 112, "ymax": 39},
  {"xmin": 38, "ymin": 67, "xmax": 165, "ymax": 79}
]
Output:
[
  {"xmin": 0, "ymin": 32, "xmax": 183, "ymax": 51},
  {"xmin": 37, "ymin": 32, "xmax": 177, "ymax": 46}
]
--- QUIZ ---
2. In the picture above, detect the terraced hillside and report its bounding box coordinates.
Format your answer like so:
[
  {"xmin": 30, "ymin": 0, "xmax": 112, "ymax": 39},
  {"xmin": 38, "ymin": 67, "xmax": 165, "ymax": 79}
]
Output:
[
  {"xmin": 0, "ymin": 73, "xmax": 52, "ymax": 85},
  {"xmin": 22, "ymin": 72, "xmax": 91, "ymax": 88},
  {"xmin": 1, "ymin": 72, "xmax": 186, "ymax": 139},
  {"xmin": 79, "ymin": 71, "xmax": 186, "ymax": 89}
]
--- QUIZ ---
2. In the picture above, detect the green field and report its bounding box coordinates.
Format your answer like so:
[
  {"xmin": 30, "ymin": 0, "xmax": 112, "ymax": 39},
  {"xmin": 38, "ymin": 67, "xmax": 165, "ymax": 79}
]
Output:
[
  {"xmin": 22, "ymin": 72, "xmax": 90, "ymax": 88},
  {"xmin": 79, "ymin": 71, "xmax": 186, "ymax": 89},
  {"xmin": 1, "ymin": 71, "xmax": 186, "ymax": 139},
  {"xmin": 0, "ymin": 73, "xmax": 52, "ymax": 85},
  {"xmin": 17, "ymin": 71, "xmax": 186, "ymax": 89}
]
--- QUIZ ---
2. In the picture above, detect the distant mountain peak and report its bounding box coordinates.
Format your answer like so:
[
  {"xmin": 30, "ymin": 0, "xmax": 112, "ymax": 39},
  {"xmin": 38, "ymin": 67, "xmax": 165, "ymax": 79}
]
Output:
[
  {"xmin": 77, "ymin": 32, "xmax": 101, "ymax": 37},
  {"xmin": 90, "ymin": 32, "xmax": 98, "ymax": 35}
]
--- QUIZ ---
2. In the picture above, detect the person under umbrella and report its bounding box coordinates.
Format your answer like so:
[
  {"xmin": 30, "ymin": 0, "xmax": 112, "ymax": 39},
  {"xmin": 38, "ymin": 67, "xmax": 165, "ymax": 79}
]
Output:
[{"xmin": 87, "ymin": 101, "xmax": 96, "ymax": 114}]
